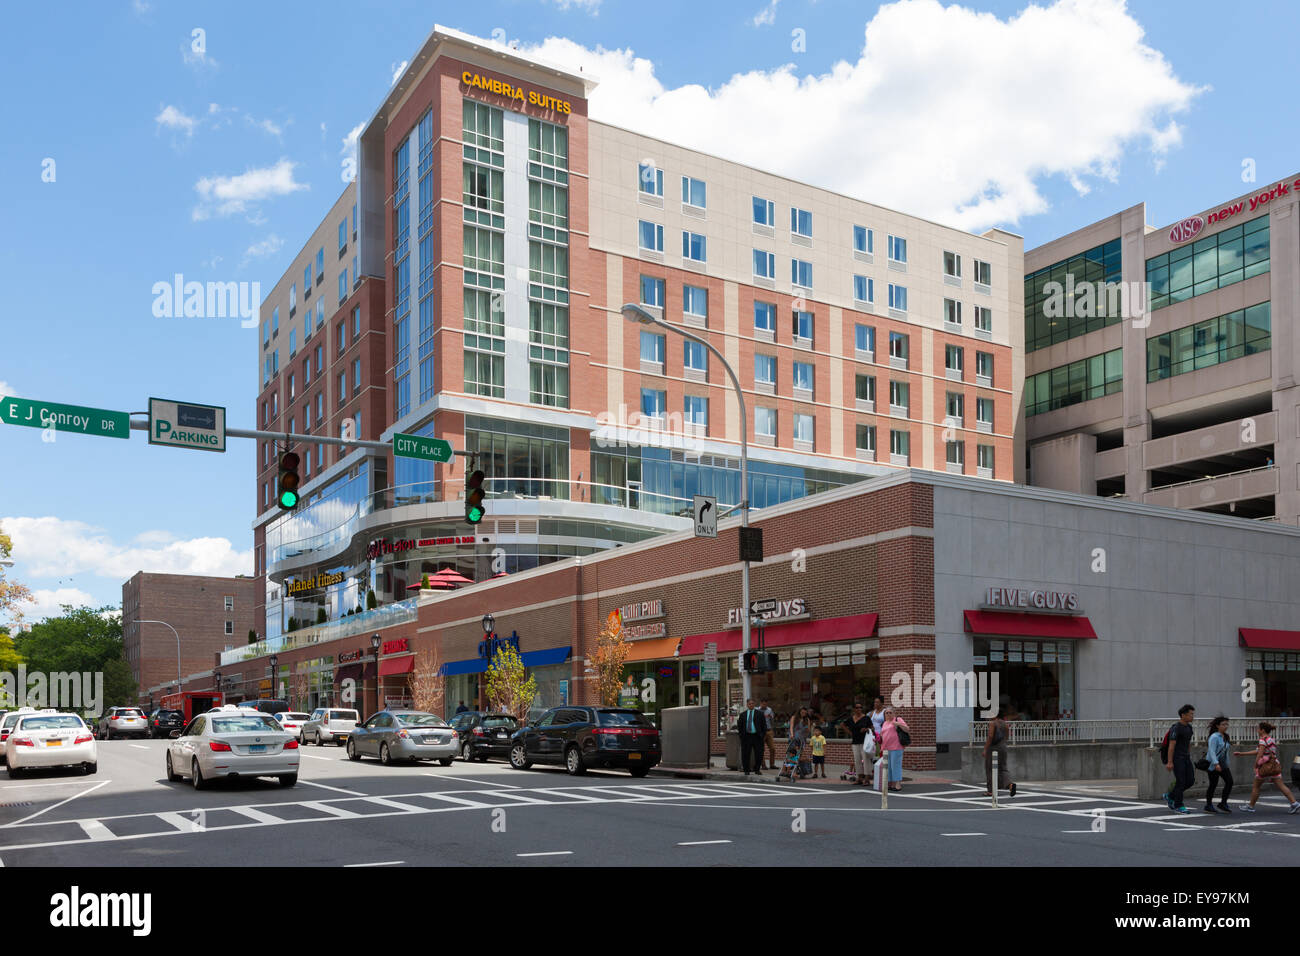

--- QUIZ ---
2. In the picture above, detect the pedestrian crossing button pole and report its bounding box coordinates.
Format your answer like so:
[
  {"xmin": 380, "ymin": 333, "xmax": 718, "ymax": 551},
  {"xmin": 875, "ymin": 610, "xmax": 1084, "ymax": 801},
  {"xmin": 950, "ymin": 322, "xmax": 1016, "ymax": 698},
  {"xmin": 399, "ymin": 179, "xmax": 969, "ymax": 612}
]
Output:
[
  {"xmin": 880, "ymin": 760, "xmax": 888, "ymax": 810},
  {"xmin": 992, "ymin": 751, "xmax": 999, "ymax": 809}
]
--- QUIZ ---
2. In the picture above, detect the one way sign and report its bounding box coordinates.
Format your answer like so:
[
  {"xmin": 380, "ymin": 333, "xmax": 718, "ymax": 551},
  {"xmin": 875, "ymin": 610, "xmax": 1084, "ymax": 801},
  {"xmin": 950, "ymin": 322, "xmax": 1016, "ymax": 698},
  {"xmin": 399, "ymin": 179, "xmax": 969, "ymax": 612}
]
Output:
[{"xmin": 693, "ymin": 495, "xmax": 718, "ymax": 538}]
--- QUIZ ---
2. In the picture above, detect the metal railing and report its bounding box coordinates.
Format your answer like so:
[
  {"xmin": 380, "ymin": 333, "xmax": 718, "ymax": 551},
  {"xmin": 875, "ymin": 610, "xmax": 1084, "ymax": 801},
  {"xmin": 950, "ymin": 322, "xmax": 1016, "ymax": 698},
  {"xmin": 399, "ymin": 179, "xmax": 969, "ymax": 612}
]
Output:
[
  {"xmin": 967, "ymin": 717, "xmax": 1300, "ymax": 747},
  {"xmin": 1148, "ymin": 463, "xmax": 1275, "ymax": 495},
  {"xmin": 220, "ymin": 597, "xmax": 418, "ymax": 666}
]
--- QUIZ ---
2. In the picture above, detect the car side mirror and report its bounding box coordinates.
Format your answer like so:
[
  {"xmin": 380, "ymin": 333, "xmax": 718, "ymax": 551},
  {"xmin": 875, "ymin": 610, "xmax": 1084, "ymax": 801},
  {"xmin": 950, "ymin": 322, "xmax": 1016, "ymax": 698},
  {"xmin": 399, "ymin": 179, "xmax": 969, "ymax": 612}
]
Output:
[{"xmin": 169, "ymin": 730, "xmax": 181, "ymax": 739}]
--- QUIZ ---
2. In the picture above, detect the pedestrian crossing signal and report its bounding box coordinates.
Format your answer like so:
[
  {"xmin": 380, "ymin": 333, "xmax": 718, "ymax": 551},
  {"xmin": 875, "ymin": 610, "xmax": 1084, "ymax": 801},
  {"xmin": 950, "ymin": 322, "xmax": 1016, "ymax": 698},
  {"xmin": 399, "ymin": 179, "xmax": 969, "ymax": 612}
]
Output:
[
  {"xmin": 742, "ymin": 651, "xmax": 778, "ymax": 673},
  {"xmin": 277, "ymin": 451, "xmax": 300, "ymax": 510},
  {"xmin": 465, "ymin": 469, "xmax": 486, "ymax": 524}
]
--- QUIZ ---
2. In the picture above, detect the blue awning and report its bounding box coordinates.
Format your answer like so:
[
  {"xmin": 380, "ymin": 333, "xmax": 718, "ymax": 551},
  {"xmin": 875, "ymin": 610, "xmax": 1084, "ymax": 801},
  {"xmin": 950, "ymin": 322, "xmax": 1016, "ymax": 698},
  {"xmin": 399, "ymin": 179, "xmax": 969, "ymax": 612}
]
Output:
[
  {"xmin": 522, "ymin": 646, "xmax": 572, "ymax": 668},
  {"xmin": 440, "ymin": 646, "xmax": 571, "ymax": 676}
]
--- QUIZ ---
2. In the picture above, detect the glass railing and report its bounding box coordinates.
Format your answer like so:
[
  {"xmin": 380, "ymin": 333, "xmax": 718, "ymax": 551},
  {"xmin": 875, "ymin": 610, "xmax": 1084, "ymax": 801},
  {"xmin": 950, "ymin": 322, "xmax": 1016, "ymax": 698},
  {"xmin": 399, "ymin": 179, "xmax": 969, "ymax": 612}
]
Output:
[{"xmin": 221, "ymin": 597, "xmax": 419, "ymax": 665}]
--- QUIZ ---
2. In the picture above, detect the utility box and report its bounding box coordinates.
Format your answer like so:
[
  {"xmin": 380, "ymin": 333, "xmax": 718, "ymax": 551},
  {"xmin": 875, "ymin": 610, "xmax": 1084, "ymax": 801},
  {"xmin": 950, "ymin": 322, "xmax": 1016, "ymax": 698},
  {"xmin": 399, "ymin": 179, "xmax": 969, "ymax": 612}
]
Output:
[{"xmin": 661, "ymin": 705, "xmax": 710, "ymax": 769}]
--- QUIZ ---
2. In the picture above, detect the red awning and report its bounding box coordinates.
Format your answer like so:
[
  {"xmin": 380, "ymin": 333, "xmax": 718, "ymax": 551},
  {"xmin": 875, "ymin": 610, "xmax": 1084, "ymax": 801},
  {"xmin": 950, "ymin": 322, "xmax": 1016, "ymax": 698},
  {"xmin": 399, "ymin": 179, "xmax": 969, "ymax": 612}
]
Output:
[
  {"xmin": 1239, "ymin": 628, "xmax": 1300, "ymax": 650},
  {"xmin": 378, "ymin": 656, "xmax": 414, "ymax": 677},
  {"xmin": 679, "ymin": 613, "xmax": 878, "ymax": 656},
  {"xmin": 963, "ymin": 610, "xmax": 1097, "ymax": 640}
]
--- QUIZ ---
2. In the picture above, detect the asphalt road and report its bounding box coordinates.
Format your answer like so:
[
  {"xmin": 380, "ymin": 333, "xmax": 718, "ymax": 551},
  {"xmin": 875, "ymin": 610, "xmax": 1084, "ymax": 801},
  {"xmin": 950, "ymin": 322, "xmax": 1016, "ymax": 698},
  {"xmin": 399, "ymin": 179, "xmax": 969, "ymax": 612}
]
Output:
[{"xmin": 0, "ymin": 739, "xmax": 1297, "ymax": 866}]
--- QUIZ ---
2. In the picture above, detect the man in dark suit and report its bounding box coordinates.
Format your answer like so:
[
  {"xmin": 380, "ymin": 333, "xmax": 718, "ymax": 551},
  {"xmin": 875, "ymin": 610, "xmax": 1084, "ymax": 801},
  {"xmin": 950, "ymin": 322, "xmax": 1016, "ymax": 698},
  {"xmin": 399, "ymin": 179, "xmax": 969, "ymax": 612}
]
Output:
[{"xmin": 736, "ymin": 698, "xmax": 767, "ymax": 777}]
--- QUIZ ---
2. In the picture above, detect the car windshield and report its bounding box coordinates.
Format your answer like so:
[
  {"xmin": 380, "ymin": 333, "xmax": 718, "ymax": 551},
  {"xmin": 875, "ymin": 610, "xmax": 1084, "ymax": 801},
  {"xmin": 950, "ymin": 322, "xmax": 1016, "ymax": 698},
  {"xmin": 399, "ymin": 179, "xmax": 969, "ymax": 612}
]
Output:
[
  {"xmin": 211, "ymin": 716, "xmax": 283, "ymax": 734},
  {"xmin": 483, "ymin": 716, "xmax": 518, "ymax": 729},
  {"xmin": 395, "ymin": 713, "xmax": 446, "ymax": 727},
  {"xmin": 21, "ymin": 716, "xmax": 84, "ymax": 731},
  {"xmin": 282, "ymin": 714, "xmax": 311, "ymax": 721},
  {"xmin": 329, "ymin": 711, "xmax": 358, "ymax": 720},
  {"xmin": 598, "ymin": 710, "xmax": 654, "ymax": 727},
  {"xmin": 117, "ymin": 710, "xmax": 144, "ymax": 717}
]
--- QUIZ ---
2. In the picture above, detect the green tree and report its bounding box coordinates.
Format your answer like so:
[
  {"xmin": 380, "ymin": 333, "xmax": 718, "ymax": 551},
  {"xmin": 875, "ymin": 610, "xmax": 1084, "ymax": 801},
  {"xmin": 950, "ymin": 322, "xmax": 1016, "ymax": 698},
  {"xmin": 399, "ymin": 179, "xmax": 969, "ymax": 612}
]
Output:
[
  {"xmin": 0, "ymin": 523, "xmax": 34, "ymax": 628},
  {"xmin": 484, "ymin": 645, "xmax": 536, "ymax": 722},
  {"xmin": 247, "ymin": 628, "xmax": 259, "ymax": 645},
  {"xmin": 0, "ymin": 627, "xmax": 24, "ymax": 708},
  {"xmin": 366, "ymin": 589, "xmax": 377, "ymax": 610},
  {"xmin": 13, "ymin": 605, "xmax": 136, "ymax": 709}
]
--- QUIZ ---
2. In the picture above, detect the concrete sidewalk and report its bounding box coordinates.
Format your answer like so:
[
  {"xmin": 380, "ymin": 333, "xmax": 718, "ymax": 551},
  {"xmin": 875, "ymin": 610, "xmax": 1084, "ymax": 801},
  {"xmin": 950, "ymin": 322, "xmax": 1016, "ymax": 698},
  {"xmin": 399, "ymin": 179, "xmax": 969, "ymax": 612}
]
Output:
[{"xmin": 650, "ymin": 758, "xmax": 962, "ymax": 787}]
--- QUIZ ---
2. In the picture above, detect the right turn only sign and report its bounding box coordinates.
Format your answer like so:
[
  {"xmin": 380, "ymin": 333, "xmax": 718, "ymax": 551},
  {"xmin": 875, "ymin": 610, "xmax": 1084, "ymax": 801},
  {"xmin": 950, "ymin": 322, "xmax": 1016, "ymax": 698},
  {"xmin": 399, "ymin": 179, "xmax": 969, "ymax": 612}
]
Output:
[{"xmin": 693, "ymin": 495, "xmax": 717, "ymax": 538}]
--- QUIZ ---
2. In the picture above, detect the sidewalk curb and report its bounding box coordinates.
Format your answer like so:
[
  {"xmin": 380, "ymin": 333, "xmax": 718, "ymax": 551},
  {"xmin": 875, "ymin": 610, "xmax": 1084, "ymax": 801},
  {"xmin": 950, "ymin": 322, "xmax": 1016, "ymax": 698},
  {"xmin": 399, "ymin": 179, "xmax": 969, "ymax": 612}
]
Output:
[{"xmin": 649, "ymin": 766, "xmax": 957, "ymax": 786}]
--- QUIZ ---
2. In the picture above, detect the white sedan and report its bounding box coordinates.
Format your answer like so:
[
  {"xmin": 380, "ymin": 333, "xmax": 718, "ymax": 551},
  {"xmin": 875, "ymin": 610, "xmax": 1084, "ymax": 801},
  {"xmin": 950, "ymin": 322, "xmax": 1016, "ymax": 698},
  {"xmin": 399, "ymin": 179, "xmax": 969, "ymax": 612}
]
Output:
[
  {"xmin": 273, "ymin": 711, "xmax": 313, "ymax": 741},
  {"xmin": 6, "ymin": 713, "xmax": 97, "ymax": 777},
  {"xmin": 166, "ymin": 706, "xmax": 299, "ymax": 790}
]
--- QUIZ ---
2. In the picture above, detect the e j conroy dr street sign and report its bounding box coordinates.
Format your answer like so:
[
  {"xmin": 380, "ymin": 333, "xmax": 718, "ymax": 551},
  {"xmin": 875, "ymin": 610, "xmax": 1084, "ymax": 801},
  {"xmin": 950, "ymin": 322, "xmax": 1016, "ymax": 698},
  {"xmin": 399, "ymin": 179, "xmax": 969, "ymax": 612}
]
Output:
[
  {"xmin": 393, "ymin": 432, "xmax": 454, "ymax": 463},
  {"xmin": 148, "ymin": 398, "xmax": 226, "ymax": 452},
  {"xmin": 0, "ymin": 396, "xmax": 129, "ymax": 439}
]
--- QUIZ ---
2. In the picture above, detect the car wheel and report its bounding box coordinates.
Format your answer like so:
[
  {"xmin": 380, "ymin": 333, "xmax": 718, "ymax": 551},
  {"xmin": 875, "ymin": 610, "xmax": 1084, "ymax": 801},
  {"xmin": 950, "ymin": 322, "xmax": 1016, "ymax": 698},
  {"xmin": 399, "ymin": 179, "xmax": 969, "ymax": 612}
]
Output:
[
  {"xmin": 347, "ymin": 739, "xmax": 360, "ymax": 761},
  {"xmin": 509, "ymin": 743, "xmax": 532, "ymax": 770},
  {"xmin": 461, "ymin": 742, "xmax": 473, "ymax": 762},
  {"xmin": 565, "ymin": 745, "xmax": 586, "ymax": 776},
  {"xmin": 165, "ymin": 751, "xmax": 181, "ymax": 783},
  {"xmin": 6, "ymin": 764, "xmax": 21, "ymax": 779},
  {"xmin": 191, "ymin": 759, "xmax": 208, "ymax": 791},
  {"xmin": 439, "ymin": 757, "xmax": 453, "ymax": 767},
  {"xmin": 83, "ymin": 762, "xmax": 97, "ymax": 775},
  {"xmin": 279, "ymin": 774, "xmax": 298, "ymax": 787},
  {"xmin": 629, "ymin": 766, "xmax": 650, "ymax": 778},
  {"xmin": 380, "ymin": 743, "xmax": 392, "ymax": 766},
  {"xmin": 315, "ymin": 731, "xmax": 323, "ymax": 746}
]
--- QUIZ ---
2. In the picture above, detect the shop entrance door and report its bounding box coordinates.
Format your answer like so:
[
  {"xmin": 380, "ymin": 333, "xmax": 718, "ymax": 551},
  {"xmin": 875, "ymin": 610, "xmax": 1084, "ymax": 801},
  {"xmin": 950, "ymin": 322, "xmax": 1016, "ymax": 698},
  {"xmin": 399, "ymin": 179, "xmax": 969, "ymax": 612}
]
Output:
[{"xmin": 684, "ymin": 681, "xmax": 702, "ymax": 707}]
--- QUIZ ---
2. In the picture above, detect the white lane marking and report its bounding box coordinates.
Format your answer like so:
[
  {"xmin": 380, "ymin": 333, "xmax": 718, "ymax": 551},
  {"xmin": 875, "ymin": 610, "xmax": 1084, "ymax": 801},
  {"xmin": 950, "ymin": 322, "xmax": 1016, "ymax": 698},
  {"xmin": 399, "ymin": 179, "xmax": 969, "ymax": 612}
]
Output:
[
  {"xmin": 156, "ymin": 812, "xmax": 198, "ymax": 832},
  {"xmin": 302, "ymin": 801, "xmax": 362, "ymax": 819},
  {"xmin": 344, "ymin": 860, "xmax": 404, "ymax": 867},
  {"xmin": 517, "ymin": 851, "xmax": 572, "ymax": 858},
  {"xmin": 487, "ymin": 792, "xmax": 549, "ymax": 805},
  {"xmin": 536, "ymin": 789, "xmax": 606, "ymax": 803},
  {"xmin": 299, "ymin": 754, "xmax": 335, "ymax": 761},
  {"xmin": 365, "ymin": 797, "xmax": 429, "ymax": 812},
  {"xmin": 2, "ymin": 779, "xmax": 111, "ymax": 828},
  {"xmin": 1217, "ymin": 821, "xmax": 1280, "ymax": 829},
  {"xmin": 228, "ymin": 807, "xmax": 283, "ymax": 825},
  {"xmin": 129, "ymin": 745, "xmax": 149, "ymax": 750},
  {"xmin": 942, "ymin": 832, "xmax": 986, "ymax": 837},
  {"xmin": 0, "ymin": 780, "xmax": 100, "ymax": 790},
  {"xmin": 433, "ymin": 774, "xmax": 521, "ymax": 790},
  {"xmin": 296, "ymin": 779, "xmax": 365, "ymax": 796},
  {"xmin": 677, "ymin": 839, "xmax": 731, "ymax": 846},
  {"xmin": 77, "ymin": 819, "xmax": 114, "ymax": 840},
  {"xmin": 420, "ymin": 793, "xmax": 493, "ymax": 808}
]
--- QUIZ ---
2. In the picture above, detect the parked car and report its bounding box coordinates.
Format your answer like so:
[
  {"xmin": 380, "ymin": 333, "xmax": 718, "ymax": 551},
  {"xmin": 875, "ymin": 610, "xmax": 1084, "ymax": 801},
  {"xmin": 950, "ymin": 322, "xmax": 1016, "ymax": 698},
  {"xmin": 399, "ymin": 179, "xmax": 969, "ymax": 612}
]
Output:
[
  {"xmin": 508, "ymin": 706, "xmax": 660, "ymax": 777},
  {"xmin": 273, "ymin": 712, "xmax": 313, "ymax": 741},
  {"xmin": 6, "ymin": 712, "xmax": 96, "ymax": 777},
  {"xmin": 302, "ymin": 707, "xmax": 359, "ymax": 746},
  {"xmin": 449, "ymin": 711, "xmax": 520, "ymax": 762},
  {"xmin": 165, "ymin": 704, "xmax": 299, "ymax": 789},
  {"xmin": 148, "ymin": 708, "xmax": 184, "ymax": 739},
  {"xmin": 346, "ymin": 711, "xmax": 458, "ymax": 766},
  {"xmin": 1, "ymin": 708, "xmax": 42, "ymax": 764},
  {"xmin": 235, "ymin": 699, "xmax": 290, "ymax": 716},
  {"xmin": 99, "ymin": 706, "xmax": 149, "ymax": 740}
]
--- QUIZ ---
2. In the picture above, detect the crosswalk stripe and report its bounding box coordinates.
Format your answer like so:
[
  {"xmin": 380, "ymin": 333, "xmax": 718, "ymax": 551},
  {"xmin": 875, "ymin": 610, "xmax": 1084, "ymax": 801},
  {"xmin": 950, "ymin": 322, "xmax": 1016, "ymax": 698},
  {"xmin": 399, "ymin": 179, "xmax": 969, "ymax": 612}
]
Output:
[
  {"xmin": 365, "ymin": 797, "xmax": 432, "ymax": 812},
  {"xmin": 228, "ymin": 807, "xmax": 283, "ymax": 825},
  {"xmin": 419, "ymin": 792, "xmax": 494, "ymax": 808},
  {"xmin": 77, "ymin": 819, "xmax": 113, "ymax": 840},
  {"xmin": 302, "ymin": 801, "xmax": 362, "ymax": 819},
  {"xmin": 156, "ymin": 812, "xmax": 199, "ymax": 832}
]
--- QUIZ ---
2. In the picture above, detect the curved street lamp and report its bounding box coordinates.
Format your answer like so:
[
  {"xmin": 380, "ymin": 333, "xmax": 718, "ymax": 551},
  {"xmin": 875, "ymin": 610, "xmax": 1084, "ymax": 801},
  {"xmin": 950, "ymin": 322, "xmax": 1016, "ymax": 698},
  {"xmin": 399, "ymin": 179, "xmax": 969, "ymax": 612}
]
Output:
[{"xmin": 620, "ymin": 302, "xmax": 753, "ymax": 702}]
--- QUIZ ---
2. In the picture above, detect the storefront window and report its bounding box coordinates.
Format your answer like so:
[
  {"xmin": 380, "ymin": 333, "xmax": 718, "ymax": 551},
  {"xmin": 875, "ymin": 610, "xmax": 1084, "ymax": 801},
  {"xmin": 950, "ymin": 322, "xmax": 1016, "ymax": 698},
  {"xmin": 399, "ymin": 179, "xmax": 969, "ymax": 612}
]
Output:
[
  {"xmin": 717, "ymin": 643, "xmax": 878, "ymax": 738},
  {"xmin": 619, "ymin": 659, "xmax": 687, "ymax": 726},
  {"xmin": 447, "ymin": 673, "xmax": 480, "ymax": 714},
  {"xmin": 973, "ymin": 639, "xmax": 1076, "ymax": 720},
  {"xmin": 528, "ymin": 663, "xmax": 569, "ymax": 720},
  {"xmin": 1245, "ymin": 650, "xmax": 1300, "ymax": 717}
]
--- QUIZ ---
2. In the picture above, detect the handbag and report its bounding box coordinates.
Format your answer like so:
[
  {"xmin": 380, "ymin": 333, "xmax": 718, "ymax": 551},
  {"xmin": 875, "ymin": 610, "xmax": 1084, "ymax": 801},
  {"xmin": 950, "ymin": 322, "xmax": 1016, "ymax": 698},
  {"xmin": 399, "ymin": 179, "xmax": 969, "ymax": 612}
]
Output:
[
  {"xmin": 1194, "ymin": 756, "xmax": 1211, "ymax": 771},
  {"xmin": 1258, "ymin": 758, "xmax": 1282, "ymax": 777},
  {"xmin": 896, "ymin": 725, "xmax": 911, "ymax": 747}
]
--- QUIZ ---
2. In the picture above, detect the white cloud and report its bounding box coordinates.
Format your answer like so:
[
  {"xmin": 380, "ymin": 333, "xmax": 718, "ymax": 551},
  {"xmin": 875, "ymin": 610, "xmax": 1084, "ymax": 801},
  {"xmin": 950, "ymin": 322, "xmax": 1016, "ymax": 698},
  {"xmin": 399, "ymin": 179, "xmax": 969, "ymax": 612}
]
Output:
[
  {"xmin": 0, "ymin": 380, "xmax": 18, "ymax": 400},
  {"xmin": 522, "ymin": 0, "xmax": 1203, "ymax": 231},
  {"xmin": 155, "ymin": 104, "xmax": 198, "ymax": 136},
  {"xmin": 245, "ymin": 115, "xmax": 284, "ymax": 138},
  {"xmin": 182, "ymin": 42, "xmax": 218, "ymax": 72},
  {"xmin": 391, "ymin": 60, "xmax": 409, "ymax": 85},
  {"xmin": 752, "ymin": 0, "xmax": 781, "ymax": 27},
  {"xmin": 340, "ymin": 121, "xmax": 364, "ymax": 183},
  {"xmin": 23, "ymin": 588, "xmax": 99, "ymax": 625},
  {"xmin": 548, "ymin": 0, "xmax": 601, "ymax": 10},
  {"xmin": 132, "ymin": 0, "xmax": 150, "ymax": 15},
  {"xmin": 240, "ymin": 234, "xmax": 284, "ymax": 267},
  {"xmin": 1, "ymin": 517, "xmax": 252, "ymax": 581},
  {"xmin": 192, "ymin": 158, "xmax": 307, "ymax": 221}
]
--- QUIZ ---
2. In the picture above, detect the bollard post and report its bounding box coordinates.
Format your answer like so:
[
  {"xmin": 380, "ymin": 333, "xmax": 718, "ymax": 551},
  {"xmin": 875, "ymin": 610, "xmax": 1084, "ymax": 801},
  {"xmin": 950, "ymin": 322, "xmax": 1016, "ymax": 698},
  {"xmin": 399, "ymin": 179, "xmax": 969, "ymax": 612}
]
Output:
[
  {"xmin": 880, "ymin": 756, "xmax": 889, "ymax": 810},
  {"xmin": 991, "ymin": 750, "xmax": 999, "ymax": 809}
]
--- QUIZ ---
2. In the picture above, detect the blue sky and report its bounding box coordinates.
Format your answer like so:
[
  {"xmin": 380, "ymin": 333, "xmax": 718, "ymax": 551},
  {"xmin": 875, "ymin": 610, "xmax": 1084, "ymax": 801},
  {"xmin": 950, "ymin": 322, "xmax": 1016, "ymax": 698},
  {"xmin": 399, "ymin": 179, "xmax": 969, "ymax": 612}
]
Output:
[{"xmin": 1, "ymin": 0, "xmax": 1296, "ymax": 624}]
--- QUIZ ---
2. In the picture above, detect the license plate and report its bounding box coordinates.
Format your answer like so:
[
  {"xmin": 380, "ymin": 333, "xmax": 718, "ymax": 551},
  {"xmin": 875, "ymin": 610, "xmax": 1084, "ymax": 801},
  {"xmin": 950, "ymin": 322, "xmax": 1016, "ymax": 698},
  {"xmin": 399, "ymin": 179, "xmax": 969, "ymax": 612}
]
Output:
[
  {"xmin": 496, "ymin": 732, "xmax": 507, "ymax": 738},
  {"xmin": 249, "ymin": 744, "xmax": 266, "ymax": 753},
  {"xmin": 46, "ymin": 740, "xmax": 63, "ymax": 747},
  {"xmin": 424, "ymin": 737, "xmax": 443, "ymax": 745},
  {"xmin": 627, "ymin": 752, "xmax": 641, "ymax": 760}
]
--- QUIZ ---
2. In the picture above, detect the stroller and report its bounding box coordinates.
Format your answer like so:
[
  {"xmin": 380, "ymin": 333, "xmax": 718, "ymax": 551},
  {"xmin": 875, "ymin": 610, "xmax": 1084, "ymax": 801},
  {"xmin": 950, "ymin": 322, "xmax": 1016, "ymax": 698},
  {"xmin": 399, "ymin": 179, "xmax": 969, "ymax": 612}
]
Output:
[{"xmin": 776, "ymin": 738, "xmax": 811, "ymax": 782}]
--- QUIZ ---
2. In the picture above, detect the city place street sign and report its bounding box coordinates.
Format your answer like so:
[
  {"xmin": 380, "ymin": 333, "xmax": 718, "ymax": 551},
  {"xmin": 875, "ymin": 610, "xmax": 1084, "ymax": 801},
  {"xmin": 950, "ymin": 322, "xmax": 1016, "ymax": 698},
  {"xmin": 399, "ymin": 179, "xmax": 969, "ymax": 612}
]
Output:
[
  {"xmin": 148, "ymin": 398, "xmax": 226, "ymax": 452},
  {"xmin": 393, "ymin": 432, "xmax": 453, "ymax": 463},
  {"xmin": 0, "ymin": 396, "xmax": 129, "ymax": 439}
]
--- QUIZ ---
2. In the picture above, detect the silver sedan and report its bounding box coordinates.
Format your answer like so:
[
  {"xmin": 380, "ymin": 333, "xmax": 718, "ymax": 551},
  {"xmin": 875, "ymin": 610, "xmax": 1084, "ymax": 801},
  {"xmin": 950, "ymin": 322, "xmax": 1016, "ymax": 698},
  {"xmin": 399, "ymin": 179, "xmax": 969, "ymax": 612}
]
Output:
[
  {"xmin": 346, "ymin": 711, "xmax": 458, "ymax": 766},
  {"xmin": 166, "ymin": 706, "xmax": 300, "ymax": 789}
]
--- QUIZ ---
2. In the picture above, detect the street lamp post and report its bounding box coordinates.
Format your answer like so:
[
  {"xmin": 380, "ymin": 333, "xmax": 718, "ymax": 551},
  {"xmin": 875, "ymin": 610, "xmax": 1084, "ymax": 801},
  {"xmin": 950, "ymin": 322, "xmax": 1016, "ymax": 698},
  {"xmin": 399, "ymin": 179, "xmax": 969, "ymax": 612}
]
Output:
[
  {"xmin": 269, "ymin": 654, "xmax": 278, "ymax": 700},
  {"xmin": 621, "ymin": 303, "xmax": 753, "ymax": 704},
  {"xmin": 137, "ymin": 620, "xmax": 182, "ymax": 690},
  {"xmin": 370, "ymin": 632, "xmax": 382, "ymax": 713}
]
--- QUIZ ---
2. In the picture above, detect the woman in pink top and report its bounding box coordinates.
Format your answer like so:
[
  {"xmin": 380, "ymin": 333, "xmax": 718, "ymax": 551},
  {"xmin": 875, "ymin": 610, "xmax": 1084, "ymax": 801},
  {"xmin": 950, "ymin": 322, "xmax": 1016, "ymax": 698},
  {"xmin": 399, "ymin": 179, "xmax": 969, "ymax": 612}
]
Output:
[{"xmin": 879, "ymin": 708, "xmax": 909, "ymax": 791}]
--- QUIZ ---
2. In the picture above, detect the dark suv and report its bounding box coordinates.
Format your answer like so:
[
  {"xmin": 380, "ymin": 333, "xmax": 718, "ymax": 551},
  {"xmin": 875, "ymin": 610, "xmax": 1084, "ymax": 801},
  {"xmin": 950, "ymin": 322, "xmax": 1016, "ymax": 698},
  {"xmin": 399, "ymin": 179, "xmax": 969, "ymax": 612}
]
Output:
[
  {"xmin": 449, "ymin": 711, "xmax": 520, "ymax": 762},
  {"xmin": 508, "ymin": 706, "xmax": 660, "ymax": 777},
  {"xmin": 148, "ymin": 709, "xmax": 184, "ymax": 738}
]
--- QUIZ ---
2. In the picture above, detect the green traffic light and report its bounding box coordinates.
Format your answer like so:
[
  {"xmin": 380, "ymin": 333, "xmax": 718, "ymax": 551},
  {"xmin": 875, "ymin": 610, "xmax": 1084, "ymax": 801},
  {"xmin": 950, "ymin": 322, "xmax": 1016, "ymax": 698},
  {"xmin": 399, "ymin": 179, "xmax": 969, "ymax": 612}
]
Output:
[
  {"xmin": 467, "ymin": 505, "xmax": 484, "ymax": 523},
  {"xmin": 279, "ymin": 490, "xmax": 299, "ymax": 508}
]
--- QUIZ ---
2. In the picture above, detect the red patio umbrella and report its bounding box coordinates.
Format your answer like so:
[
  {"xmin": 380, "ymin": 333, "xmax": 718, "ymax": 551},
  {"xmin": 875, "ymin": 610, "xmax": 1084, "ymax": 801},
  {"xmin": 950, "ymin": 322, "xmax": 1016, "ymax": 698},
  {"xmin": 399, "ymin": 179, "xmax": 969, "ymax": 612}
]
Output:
[{"xmin": 430, "ymin": 567, "xmax": 475, "ymax": 586}]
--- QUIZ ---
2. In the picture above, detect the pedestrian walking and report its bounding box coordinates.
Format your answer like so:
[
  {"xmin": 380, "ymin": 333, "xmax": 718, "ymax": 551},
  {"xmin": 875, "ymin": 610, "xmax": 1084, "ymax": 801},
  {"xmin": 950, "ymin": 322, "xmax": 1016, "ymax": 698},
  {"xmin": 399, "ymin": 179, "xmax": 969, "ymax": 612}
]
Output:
[
  {"xmin": 844, "ymin": 704, "xmax": 874, "ymax": 785},
  {"xmin": 1162, "ymin": 704, "xmax": 1196, "ymax": 814},
  {"xmin": 879, "ymin": 708, "xmax": 909, "ymax": 791},
  {"xmin": 1202, "ymin": 716, "xmax": 1232, "ymax": 814},
  {"xmin": 810, "ymin": 724, "xmax": 827, "ymax": 778},
  {"xmin": 982, "ymin": 709, "xmax": 1016, "ymax": 797},
  {"xmin": 736, "ymin": 698, "xmax": 768, "ymax": 778},
  {"xmin": 1234, "ymin": 721, "xmax": 1300, "ymax": 813},
  {"xmin": 869, "ymin": 697, "xmax": 887, "ymax": 737},
  {"xmin": 761, "ymin": 698, "xmax": 777, "ymax": 770}
]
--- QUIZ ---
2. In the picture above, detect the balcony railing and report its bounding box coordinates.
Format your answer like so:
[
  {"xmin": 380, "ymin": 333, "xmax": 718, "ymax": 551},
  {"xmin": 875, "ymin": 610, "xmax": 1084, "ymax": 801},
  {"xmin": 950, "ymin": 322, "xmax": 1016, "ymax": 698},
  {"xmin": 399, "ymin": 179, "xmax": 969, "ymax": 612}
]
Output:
[{"xmin": 222, "ymin": 597, "xmax": 419, "ymax": 666}]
